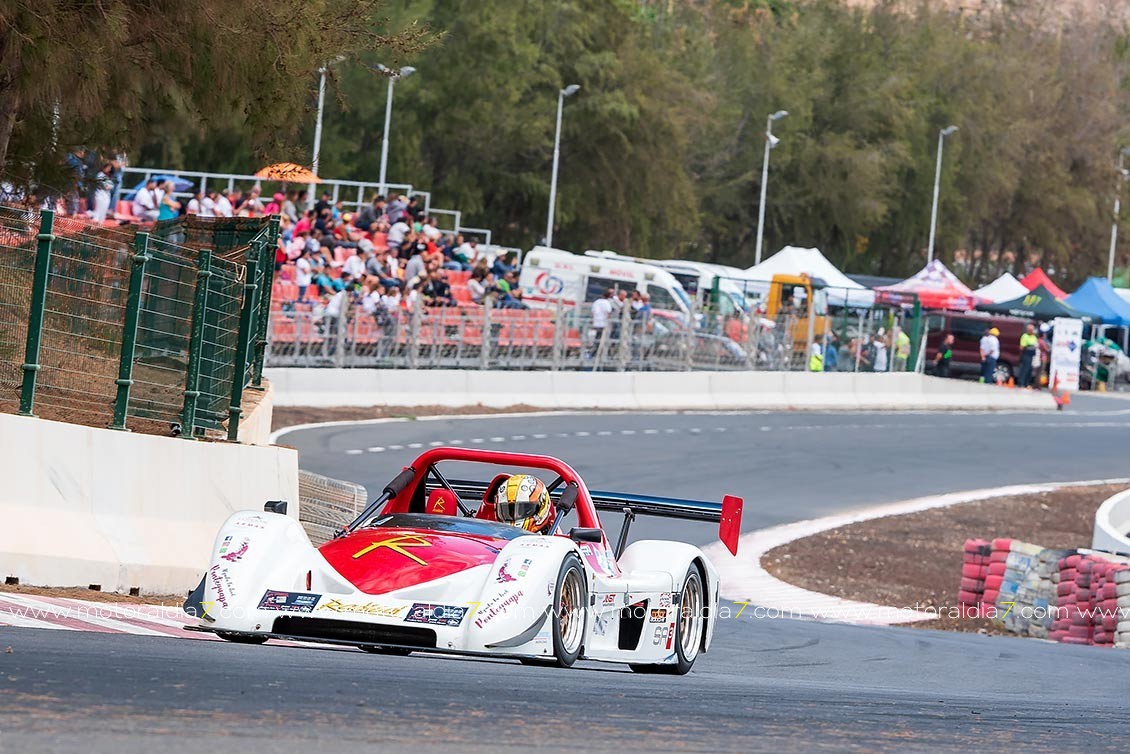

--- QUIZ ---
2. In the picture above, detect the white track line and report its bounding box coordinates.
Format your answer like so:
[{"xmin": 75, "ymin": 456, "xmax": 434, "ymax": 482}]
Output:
[{"xmin": 703, "ymin": 477, "xmax": 1130, "ymax": 627}]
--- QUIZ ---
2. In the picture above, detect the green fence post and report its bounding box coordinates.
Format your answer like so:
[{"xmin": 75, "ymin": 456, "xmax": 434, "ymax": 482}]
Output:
[
  {"xmin": 110, "ymin": 232, "xmax": 151, "ymax": 430},
  {"xmin": 181, "ymin": 250, "xmax": 213, "ymax": 439},
  {"xmin": 226, "ymin": 258, "xmax": 260, "ymax": 442},
  {"xmin": 18, "ymin": 210, "xmax": 55, "ymax": 417},
  {"xmin": 250, "ymin": 215, "xmax": 280, "ymax": 389}
]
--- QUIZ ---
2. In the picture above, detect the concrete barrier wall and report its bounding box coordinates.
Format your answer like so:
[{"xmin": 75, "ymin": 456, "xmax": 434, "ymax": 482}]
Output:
[
  {"xmin": 0, "ymin": 413, "xmax": 299, "ymax": 595},
  {"xmin": 265, "ymin": 368, "xmax": 1056, "ymax": 412},
  {"xmin": 1094, "ymin": 489, "xmax": 1130, "ymax": 556},
  {"xmin": 235, "ymin": 379, "xmax": 276, "ymax": 446}
]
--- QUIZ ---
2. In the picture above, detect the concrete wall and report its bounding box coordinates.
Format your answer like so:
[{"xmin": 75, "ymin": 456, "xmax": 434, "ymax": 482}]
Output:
[
  {"xmin": 265, "ymin": 368, "xmax": 1056, "ymax": 412},
  {"xmin": 0, "ymin": 413, "xmax": 298, "ymax": 595},
  {"xmin": 1093, "ymin": 488, "xmax": 1130, "ymax": 556},
  {"xmin": 235, "ymin": 379, "xmax": 276, "ymax": 446}
]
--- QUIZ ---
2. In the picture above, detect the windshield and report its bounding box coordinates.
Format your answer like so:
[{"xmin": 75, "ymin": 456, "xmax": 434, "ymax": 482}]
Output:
[{"xmin": 366, "ymin": 512, "xmax": 532, "ymax": 540}]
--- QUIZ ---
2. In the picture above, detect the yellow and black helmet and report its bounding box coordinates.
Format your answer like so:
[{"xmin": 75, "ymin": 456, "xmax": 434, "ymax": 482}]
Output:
[{"xmin": 495, "ymin": 474, "xmax": 554, "ymax": 533}]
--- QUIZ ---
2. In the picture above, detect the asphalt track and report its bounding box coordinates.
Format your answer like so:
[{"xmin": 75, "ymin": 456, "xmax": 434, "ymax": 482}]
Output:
[{"xmin": 4, "ymin": 394, "xmax": 1130, "ymax": 753}]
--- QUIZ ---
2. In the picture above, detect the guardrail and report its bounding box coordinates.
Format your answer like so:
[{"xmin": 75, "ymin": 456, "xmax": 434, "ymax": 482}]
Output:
[{"xmin": 0, "ymin": 205, "xmax": 279, "ymax": 439}]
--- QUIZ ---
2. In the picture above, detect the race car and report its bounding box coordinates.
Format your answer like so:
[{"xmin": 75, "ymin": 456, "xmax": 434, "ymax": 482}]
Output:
[{"xmin": 184, "ymin": 447, "xmax": 743, "ymax": 674}]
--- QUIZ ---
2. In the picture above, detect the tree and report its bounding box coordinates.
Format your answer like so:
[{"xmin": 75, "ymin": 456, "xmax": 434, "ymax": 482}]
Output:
[{"xmin": 0, "ymin": 0, "xmax": 430, "ymax": 187}]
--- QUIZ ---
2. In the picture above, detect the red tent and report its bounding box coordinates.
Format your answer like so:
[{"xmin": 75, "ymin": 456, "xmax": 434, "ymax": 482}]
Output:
[
  {"xmin": 1020, "ymin": 268, "xmax": 1067, "ymax": 300},
  {"xmin": 874, "ymin": 260, "xmax": 979, "ymax": 310}
]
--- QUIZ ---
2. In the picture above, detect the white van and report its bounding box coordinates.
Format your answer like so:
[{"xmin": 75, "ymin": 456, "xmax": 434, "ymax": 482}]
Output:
[
  {"xmin": 519, "ymin": 246, "xmax": 692, "ymax": 319},
  {"xmin": 577, "ymin": 251, "xmax": 749, "ymax": 316}
]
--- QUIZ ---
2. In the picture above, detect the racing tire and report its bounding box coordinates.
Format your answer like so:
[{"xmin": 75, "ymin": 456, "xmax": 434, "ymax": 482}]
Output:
[
  {"xmin": 360, "ymin": 646, "xmax": 412, "ymax": 656},
  {"xmin": 217, "ymin": 631, "xmax": 268, "ymax": 645},
  {"xmin": 550, "ymin": 553, "xmax": 587, "ymax": 668},
  {"xmin": 630, "ymin": 563, "xmax": 705, "ymax": 676}
]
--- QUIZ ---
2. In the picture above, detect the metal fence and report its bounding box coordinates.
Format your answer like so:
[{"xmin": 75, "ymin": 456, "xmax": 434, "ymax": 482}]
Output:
[
  {"xmin": 0, "ymin": 207, "xmax": 279, "ymax": 438},
  {"xmin": 265, "ymin": 295, "xmax": 924, "ymax": 373}
]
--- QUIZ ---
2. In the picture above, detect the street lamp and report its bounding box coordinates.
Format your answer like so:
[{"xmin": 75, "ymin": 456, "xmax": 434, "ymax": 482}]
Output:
[
  {"xmin": 373, "ymin": 64, "xmax": 417, "ymax": 197},
  {"xmin": 545, "ymin": 84, "xmax": 580, "ymax": 249},
  {"xmin": 1107, "ymin": 147, "xmax": 1130, "ymax": 281},
  {"xmin": 927, "ymin": 125, "xmax": 959, "ymax": 264},
  {"xmin": 310, "ymin": 55, "xmax": 346, "ymax": 209},
  {"xmin": 753, "ymin": 110, "xmax": 788, "ymax": 266}
]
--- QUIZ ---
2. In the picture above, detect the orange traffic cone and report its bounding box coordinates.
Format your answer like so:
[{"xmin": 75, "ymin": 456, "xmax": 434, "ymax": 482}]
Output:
[{"xmin": 1007, "ymin": 377, "xmax": 1016, "ymax": 388}]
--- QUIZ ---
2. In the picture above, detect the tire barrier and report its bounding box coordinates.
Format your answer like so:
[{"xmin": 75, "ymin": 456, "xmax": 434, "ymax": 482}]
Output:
[
  {"xmin": 297, "ymin": 469, "xmax": 368, "ymax": 546},
  {"xmin": 960, "ymin": 536, "xmax": 1130, "ymax": 647}
]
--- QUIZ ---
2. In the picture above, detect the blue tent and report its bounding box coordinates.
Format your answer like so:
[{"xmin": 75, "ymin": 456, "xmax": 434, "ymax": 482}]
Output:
[
  {"xmin": 1066, "ymin": 277, "xmax": 1130, "ymax": 327},
  {"xmin": 124, "ymin": 175, "xmax": 195, "ymax": 199}
]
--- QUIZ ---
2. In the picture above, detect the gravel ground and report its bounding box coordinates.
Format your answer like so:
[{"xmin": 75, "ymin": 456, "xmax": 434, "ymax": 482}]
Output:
[
  {"xmin": 271, "ymin": 404, "xmax": 548, "ymax": 430},
  {"xmin": 0, "ymin": 584, "xmax": 185, "ymax": 606},
  {"xmin": 761, "ymin": 483, "xmax": 1128, "ymax": 632}
]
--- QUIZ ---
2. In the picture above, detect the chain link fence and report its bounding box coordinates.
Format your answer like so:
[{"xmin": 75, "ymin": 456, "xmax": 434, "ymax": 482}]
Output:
[
  {"xmin": 265, "ymin": 290, "xmax": 924, "ymax": 373},
  {"xmin": 0, "ymin": 206, "xmax": 279, "ymax": 438}
]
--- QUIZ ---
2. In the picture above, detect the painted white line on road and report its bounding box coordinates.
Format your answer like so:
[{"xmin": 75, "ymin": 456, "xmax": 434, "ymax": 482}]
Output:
[
  {"xmin": 532, "ymin": 433, "xmax": 548, "ymax": 439},
  {"xmin": 407, "ymin": 442, "xmax": 423, "ymax": 449},
  {"xmin": 511, "ymin": 435, "xmax": 527, "ymax": 441},
  {"xmin": 597, "ymin": 430, "xmax": 613, "ymax": 436},
  {"xmin": 387, "ymin": 444, "xmax": 404, "ymax": 451},
  {"xmin": 490, "ymin": 437, "xmax": 506, "ymax": 442},
  {"xmin": 345, "ymin": 449, "xmax": 363, "ymax": 455},
  {"xmin": 621, "ymin": 430, "xmax": 636, "ymax": 435},
  {"xmin": 643, "ymin": 429, "xmax": 659, "ymax": 435},
  {"xmin": 704, "ymin": 476, "xmax": 1130, "ymax": 627},
  {"xmin": 367, "ymin": 447, "xmax": 385, "ymax": 453},
  {"xmin": 575, "ymin": 431, "xmax": 591, "ymax": 437},
  {"xmin": 429, "ymin": 441, "xmax": 444, "ymax": 447}
]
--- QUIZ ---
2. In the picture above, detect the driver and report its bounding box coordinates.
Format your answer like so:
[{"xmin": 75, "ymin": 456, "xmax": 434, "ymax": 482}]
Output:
[{"xmin": 495, "ymin": 474, "xmax": 555, "ymax": 534}]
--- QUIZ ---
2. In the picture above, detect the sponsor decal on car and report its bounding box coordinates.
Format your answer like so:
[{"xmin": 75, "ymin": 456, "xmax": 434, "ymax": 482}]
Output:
[
  {"xmin": 666, "ymin": 621, "xmax": 676, "ymax": 650},
  {"xmin": 209, "ymin": 565, "xmax": 234, "ymax": 608},
  {"xmin": 472, "ymin": 590, "xmax": 525, "ymax": 629},
  {"xmin": 497, "ymin": 557, "xmax": 533, "ymax": 583},
  {"xmin": 651, "ymin": 625, "xmax": 669, "ymax": 646},
  {"xmin": 649, "ymin": 608, "xmax": 667, "ymax": 623},
  {"xmin": 257, "ymin": 590, "xmax": 320, "ymax": 613},
  {"xmin": 316, "ymin": 598, "xmax": 405, "ymax": 617},
  {"xmin": 219, "ymin": 535, "xmax": 249, "ymax": 563},
  {"xmin": 658, "ymin": 592, "xmax": 672, "ymax": 608},
  {"xmin": 234, "ymin": 515, "xmax": 267, "ymax": 530},
  {"xmin": 497, "ymin": 561, "xmax": 517, "ymax": 583},
  {"xmin": 602, "ymin": 594, "xmax": 616, "ymax": 605},
  {"xmin": 405, "ymin": 603, "xmax": 468, "ymax": 627},
  {"xmin": 352, "ymin": 534, "xmax": 431, "ymax": 566}
]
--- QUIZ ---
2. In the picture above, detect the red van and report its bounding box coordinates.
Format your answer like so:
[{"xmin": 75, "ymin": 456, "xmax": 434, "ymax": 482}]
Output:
[{"xmin": 924, "ymin": 312, "xmax": 1033, "ymax": 382}]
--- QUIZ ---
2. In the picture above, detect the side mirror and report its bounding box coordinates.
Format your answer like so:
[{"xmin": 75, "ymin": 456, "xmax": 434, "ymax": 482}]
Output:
[
  {"xmin": 264, "ymin": 500, "xmax": 288, "ymax": 515},
  {"xmin": 569, "ymin": 527, "xmax": 602, "ymax": 543}
]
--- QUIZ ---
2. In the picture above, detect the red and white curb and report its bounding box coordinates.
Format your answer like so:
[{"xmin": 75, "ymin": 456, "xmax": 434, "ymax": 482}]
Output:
[
  {"xmin": 0, "ymin": 593, "xmax": 208, "ymax": 638},
  {"xmin": 703, "ymin": 477, "xmax": 1130, "ymax": 627}
]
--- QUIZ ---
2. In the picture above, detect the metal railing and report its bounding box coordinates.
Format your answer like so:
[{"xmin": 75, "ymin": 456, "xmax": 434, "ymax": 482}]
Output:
[
  {"xmin": 264, "ymin": 296, "xmax": 922, "ymax": 373},
  {"xmin": 0, "ymin": 206, "xmax": 279, "ymax": 438}
]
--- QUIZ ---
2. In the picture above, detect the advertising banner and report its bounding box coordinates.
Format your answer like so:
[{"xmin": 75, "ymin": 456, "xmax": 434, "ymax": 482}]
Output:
[{"xmin": 1049, "ymin": 317, "xmax": 1083, "ymax": 392}]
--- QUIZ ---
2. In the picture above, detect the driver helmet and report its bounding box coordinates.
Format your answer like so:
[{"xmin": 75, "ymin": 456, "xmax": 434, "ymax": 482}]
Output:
[{"xmin": 495, "ymin": 474, "xmax": 555, "ymax": 533}]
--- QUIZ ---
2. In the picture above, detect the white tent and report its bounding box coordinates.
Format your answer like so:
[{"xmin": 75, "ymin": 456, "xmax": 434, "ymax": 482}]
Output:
[
  {"xmin": 973, "ymin": 272, "xmax": 1027, "ymax": 304},
  {"xmin": 742, "ymin": 246, "xmax": 874, "ymax": 308}
]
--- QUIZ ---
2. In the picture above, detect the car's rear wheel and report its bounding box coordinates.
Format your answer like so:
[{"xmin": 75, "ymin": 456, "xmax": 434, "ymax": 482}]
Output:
[
  {"xmin": 630, "ymin": 564, "xmax": 705, "ymax": 676},
  {"xmin": 551, "ymin": 553, "xmax": 587, "ymax": 667},
  {"xmin": 216, "ymin": 631, "xmax": 268, "ymax": 645}
]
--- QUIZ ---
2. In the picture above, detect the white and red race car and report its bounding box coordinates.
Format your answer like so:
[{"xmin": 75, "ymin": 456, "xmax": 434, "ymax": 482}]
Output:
[{"xmin": 185, "ymin": 447, "xmax": 743, "ymax": 674}]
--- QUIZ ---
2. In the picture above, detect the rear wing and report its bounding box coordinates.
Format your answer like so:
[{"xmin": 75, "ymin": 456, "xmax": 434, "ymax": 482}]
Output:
[{"xmin": 446, "ymin": 479, "xmax": 743, "ymax": 556}]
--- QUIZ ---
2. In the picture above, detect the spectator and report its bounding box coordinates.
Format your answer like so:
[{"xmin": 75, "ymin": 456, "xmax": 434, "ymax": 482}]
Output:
[
  {"xmin": 65, "ymin": 148, "xmax": 88, "ymax": 215},
  {"xmin": 186, "ymin": 191, "xmax": 203, "ymax": 216},
  {"xmin": 281, "ymin": 191, "xmax": 299, "ymax": 222},
  {"xmin": 214, "ymin": 189, "xmax": 234, "ymax": 218},
  {"xmin": 200, "ymin": 189, "xmax": 218, "ymax": 217},
  {"xmin": 387, "ymin": 194, "xmax": 409, "ymax": 223},
  {"xmin": 491, "ymin": 249, "xmax": 517, "ymax": 277},
  {"xmin": 264, "ymin": 192, "xmax": 285, "ymax": 215},
  {"xmin": 934, "ymin": 333, "xmax": 954, "ymax": 378},
  {"xmin": 229, "ymin": 188, "xmax": 245, "ymax": 213},
  {"xmin": 467, "ymin": 268, "xmax": 490, "ymax": 304},
  {"xmin": 88, "ymin": 164, "xmax": 115, "ymax": 223},
  {"xmin": 355, "ymin": 196, "xmax": 380, "ymax": 231},
  {"xmin": 388, "ymin": 216, "xmax": 410, "ymax": 252},
  {"xmin": 407, "ymin": 196, "xmax": 424, "ymax": 222},
  {"xmin": 243, "ymin": 187, "xmax": 265, "ymax": 215},
  {"xmin": 422, "ymin": 269, "xmax": 455, "ymax": 307},
  {"xmin": 294, "ymin": 209, "xmax": 314, "ymax": 236},
  {"xmin": 592, "ymin": 288, "xmax": 614, "ymax": 338},
  {"xmin": 343, "ymin": 243, "xmax": 367, "ymax": 279},
  {"xmin": 381, "ymin": 280, "xmax": 403, "ymax": 311},
  {"xmin": 131, "ymin": 178, "xmax": 162, "ymax": 221},
  {"xmin": 1018, "ymin": 323, "xmax": 1038, "ymax": 388},
  {"xmin": 157, "ymin": 181, "xmax": 181, "ymax": 221},
  {"xmin": 893, "ymin": 328, "xmax": 910, "ymax": 371},
  {"xmin": 824, "ymin": 331, "xmax": 839, "ymax": 371},
  {"xmin": 808, "ymin": 342, "xmax": 824, "ymax": 372},
  {"xmin": 314, "ymin": 190, "xmax": 333, "ymax": 215},
  {"xmin": 871, "ymin": 331, "xmax": 888, "ymax": 372},
  {"xmin": 295, "ymin": 248, "xmax": 313, "ymax": 302},
  {"xmin": 980, "ymin": 326, "xmax": 1000, "ymax": 383},
  {"xmin": 422, "ymin": 217, "xmax": 442, "ymax": 242}
]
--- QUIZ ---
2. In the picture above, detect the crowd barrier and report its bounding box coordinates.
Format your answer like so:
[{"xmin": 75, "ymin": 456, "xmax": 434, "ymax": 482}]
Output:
[
  {"xmin": 0, "ymin": 412, "xmax": 298, "ymax": 594},
  {"xmin": 264, "ymin": 368, "xmax": 1057, "ymax": 412}
]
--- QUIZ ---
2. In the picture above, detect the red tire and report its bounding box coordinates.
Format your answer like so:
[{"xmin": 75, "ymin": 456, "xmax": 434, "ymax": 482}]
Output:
[
  {"xmin": 962, "ymin": 563, "xmax": 986, "ymax": 578},
  {"xmin": 958, "ymin": 590, "xmax": 981, "ymax": 604},
  {"xmin": 985, "ymin": 575, "xmax": 1004, "ymax": 590},
  {"xmin": 987, "ymin": 562, "xmax": 1007, "ymax": 576}
]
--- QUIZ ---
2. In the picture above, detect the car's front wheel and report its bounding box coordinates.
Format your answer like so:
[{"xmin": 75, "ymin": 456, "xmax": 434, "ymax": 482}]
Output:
[
  {"xmin": 551, "ymin": 553, "xmax": 587, "ymax": 667},
  {"xmin": 630, "ymin": 564, "xmax": 705, "ymax": 675}
]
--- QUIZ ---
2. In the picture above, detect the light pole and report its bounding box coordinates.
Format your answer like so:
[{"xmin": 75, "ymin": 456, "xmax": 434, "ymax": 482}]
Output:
[
  {"xmin": 373, "ymin": 64, "xmax": 417, "ymax": 197},
  {"xmin": 310, "ymin": 56, "xmax": 345, "ymax": 209},
  {"xmin": 754, "ymin": 110, "xmax": 788, "ymax": 266},
  {"xmin": 546, "ymin": 84, "xmax": 580, "ymax": 249},
  {"xmin": 1107, "ymin": 148, "xmax": 1130, "ymax": 281},
  {"xmin": 927, "ymin": 125, "xmax": 958, "ymax": 264}
]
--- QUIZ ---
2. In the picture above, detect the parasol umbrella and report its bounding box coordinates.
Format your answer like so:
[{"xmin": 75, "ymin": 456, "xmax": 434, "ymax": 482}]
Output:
[{"xmin": 254, "ymin": 162, "xmax": 321, "ymax": 183}]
